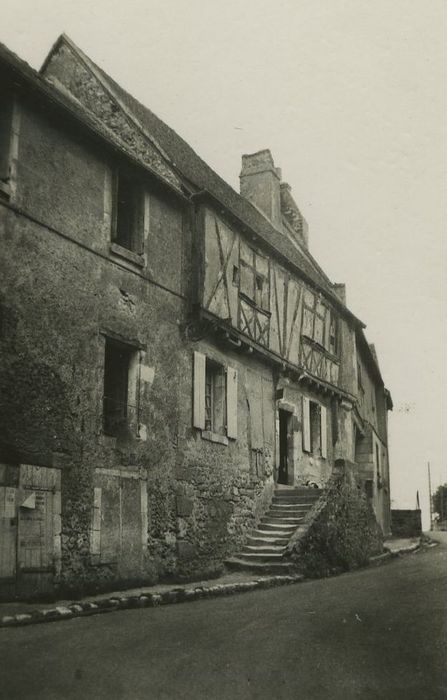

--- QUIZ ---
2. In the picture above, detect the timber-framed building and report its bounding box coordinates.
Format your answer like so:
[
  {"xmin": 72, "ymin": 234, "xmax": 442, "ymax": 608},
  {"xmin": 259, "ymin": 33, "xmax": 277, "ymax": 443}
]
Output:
[{"xmin": 0, "ymin": 36, "xmax": 392, "ymax": 597}]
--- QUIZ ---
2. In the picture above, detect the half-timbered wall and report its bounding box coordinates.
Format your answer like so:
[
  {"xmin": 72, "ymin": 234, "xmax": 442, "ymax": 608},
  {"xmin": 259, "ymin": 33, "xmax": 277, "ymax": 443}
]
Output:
[{"xmin": 202, "ymin": 207, "xmax": 341, "ymax": 388}]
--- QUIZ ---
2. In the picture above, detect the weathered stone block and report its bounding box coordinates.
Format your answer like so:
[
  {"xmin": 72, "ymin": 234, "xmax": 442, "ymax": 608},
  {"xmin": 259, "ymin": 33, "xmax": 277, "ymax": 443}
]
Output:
[
  {"xmin": 177, "ymin": 540, "xmax": 197, "ymax": 560},
  {"xmin": 176, "ymin": 496, "xmax": 193, "ymax": 517}
]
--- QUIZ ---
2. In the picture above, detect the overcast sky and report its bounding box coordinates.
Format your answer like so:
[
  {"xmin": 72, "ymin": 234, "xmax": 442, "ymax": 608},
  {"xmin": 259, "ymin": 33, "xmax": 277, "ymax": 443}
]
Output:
[{"xmin": 2, "ymin": 0, "xmax": 446, "ymax": 526}]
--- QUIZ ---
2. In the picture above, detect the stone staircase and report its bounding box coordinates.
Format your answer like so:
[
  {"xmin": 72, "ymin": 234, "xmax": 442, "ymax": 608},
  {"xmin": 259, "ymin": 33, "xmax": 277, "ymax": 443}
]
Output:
[{"xmin": 226, "ymin": 486, "xmax": 323, "ymax": 573}]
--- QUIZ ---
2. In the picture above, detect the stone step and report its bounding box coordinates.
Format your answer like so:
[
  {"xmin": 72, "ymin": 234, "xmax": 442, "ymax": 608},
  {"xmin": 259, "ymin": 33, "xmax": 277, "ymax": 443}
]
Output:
[
  {"xmin": 242, "ymin": 544, "xmax": 287, "ymax": 555},
  {"xmin": 261, "ymin": 516, "xmax": 304, "ymax": 526},
  {"xmin": 269, "ymin": 502, "xmax": 312, "ymax": 509},
  {"xmin": 236, "ymin": 551, "xmax": 285, "ymax": 560},
  {"xmin": 259, "ymin": 522, "xmax": 298, "ymax": 532},
  {"xmin": 226, "ymin": 558, "xmax": 296, "ymax": 574},
  {"xmin": 274, "ymin": 488, "xmax": 322, "ymax": 497},
  {"xmin": 247, "ymin": 535, "xmax": 289, "ymax": 546},
  {"xmin": 272, "ymin": 496, "xmax": 320, "ymax": 505},
  {"xmin": 268, "ymin": 507, "xmax": 310, "ymax": 517},
  {"xmin": 250, "ymin": 528, "xmax": 291, "ymax": 539}
]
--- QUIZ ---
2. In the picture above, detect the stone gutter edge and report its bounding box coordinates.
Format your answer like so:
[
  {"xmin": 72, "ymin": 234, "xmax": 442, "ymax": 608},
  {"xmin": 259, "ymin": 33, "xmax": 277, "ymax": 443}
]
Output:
[
  {"xmin": 1, "ymin": 539, "xmax": 438, "ymax": 629},
  {"xmin": 0, "ymin": 573, "xmax": 304, "ymax": 629}
]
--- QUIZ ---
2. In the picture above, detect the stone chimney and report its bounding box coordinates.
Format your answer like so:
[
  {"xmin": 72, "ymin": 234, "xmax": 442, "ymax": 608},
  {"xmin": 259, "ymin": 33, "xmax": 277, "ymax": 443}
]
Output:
[
  {"xmin": 240, "ymin": 150, "xmax": 282, "ymax": 230},
  {"xmin": 280, "ymin": 182, "xmax": 309, "ymax": 248},
  {"xmin": 334, "ymin": 283, "xmax": 346, "ymax": 304},
  {"xmin": 240, "ymin": 149, "xmax": 309, "ymax": 248}
]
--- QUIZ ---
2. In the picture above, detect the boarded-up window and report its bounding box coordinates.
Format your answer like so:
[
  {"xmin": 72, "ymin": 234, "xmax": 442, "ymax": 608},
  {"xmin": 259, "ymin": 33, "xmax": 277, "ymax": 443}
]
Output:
[{"xmin": 92, "ymin": 473, "xmax": 147, "ymax": 576}]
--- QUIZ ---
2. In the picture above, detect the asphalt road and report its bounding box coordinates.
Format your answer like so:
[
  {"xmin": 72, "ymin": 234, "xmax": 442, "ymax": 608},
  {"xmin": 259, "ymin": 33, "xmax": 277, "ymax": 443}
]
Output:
[{"xmin": 1, "ymin": 536, "xmax": 447, "ymax": 700}]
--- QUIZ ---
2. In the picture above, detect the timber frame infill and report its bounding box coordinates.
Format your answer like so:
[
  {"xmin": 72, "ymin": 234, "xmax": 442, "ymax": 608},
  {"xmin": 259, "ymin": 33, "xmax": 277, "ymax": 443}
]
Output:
[
  {"xmin": 189, "ymin": 189, "xmax": 365, "ymax": 330},
  {"xmin": 190, "ymin": 307, "xmax": 357, "ymax": 404}
]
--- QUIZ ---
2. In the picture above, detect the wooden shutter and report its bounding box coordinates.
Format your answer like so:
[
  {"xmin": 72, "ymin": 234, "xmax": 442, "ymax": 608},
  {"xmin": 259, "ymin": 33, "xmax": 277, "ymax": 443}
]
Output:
[
  {"xmin": 302, "ymin": 396, "xmax": 311, "ymax": 452},
  {"xmin": 226, "ymin": 366, "xmax": 238, "ymax": 439},
  {"xmin": 320, "ymin": 405, "xmax": 328, "ymax": 458},
  {"xmin": 193, "ymin": 351, "xmax": 206, "ymax": 429}
]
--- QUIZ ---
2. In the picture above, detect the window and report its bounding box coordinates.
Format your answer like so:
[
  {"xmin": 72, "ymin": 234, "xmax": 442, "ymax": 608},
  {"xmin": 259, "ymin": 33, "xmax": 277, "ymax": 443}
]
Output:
[
  {"xmin": 239, "ymin": 241, "xmax": 269, "ymax": 311},
  {"xmin": 301, "ymin": 291, "xmax": 338, "ymax": 356},
  {"xmin": 204, "ymin": 360, "xmax": 227, "ymax": 435},
  {"xmin": 309, "ymin": 401, "xmax": 321, "ymax": 454},
  {"xmin": 112, "ymin": 171, "xmax": 144, "ymax": 253},
  {"xmin": 328, "ymin": 311, "xmax": 338, "ymax": 355},
  {"xmin": 103, "ymin": 338, "xmax": 134, "ymax": 436},
  {"xmin": 0, "ymin": 95, "xmax": 13, "ymax": 197},
  {"xmin": 357, "ymin": 362, "xmax": 364, "ymax": 395},
  {"xmin": 193, "ymin": 351, "xmax": 238, "ymax": 440},
  {"xmin": 302, "ymin": 397, "xmax": 328, "ymax": 458}
]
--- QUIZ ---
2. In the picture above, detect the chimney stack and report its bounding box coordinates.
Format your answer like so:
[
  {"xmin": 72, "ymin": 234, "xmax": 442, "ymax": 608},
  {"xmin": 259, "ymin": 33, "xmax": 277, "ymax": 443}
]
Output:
[
  {"xmin": 240, "ymin": 149, "xmax": 309, "ymax": 248},
  {"xmin": 240, "ymin": 150, "xmax": 282, "ymax": 230},
  {"xmin": 334, "ymin": 283, "xmax": 346, "ymax": 304}
]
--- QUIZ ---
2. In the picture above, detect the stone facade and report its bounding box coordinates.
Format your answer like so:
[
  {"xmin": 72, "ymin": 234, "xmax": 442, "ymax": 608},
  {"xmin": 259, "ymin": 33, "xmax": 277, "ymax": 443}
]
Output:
[{"xmin": 0, "ymin": 35, "xmax": 392, "ymax": 598}]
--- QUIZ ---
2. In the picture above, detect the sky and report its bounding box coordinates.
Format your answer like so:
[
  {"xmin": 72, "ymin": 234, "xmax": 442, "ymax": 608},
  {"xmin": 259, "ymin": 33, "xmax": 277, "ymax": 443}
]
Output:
[{"xmin": 2, "ymin": 0, "xmax": 446, "ymax": 526}]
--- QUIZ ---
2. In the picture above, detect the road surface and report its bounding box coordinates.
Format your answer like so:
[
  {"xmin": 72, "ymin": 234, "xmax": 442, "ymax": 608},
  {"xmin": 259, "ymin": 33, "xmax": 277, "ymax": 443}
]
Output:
[{"xmin": 1, "ymin": 535, "xmax": 447, "ymax": 700}]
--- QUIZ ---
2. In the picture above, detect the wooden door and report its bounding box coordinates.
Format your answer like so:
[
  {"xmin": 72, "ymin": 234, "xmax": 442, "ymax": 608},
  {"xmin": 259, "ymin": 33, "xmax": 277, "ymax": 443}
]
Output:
[{"xmin": 17, "ymin": 465, "xmax": 61, "ymax": 597}]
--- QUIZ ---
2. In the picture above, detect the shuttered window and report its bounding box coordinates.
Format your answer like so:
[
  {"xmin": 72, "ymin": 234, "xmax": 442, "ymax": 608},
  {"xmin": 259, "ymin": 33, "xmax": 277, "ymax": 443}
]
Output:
[
  {"xmin": 193, "ymin": 352, "xmax": 237, "ymax": 440},
  {"xmin": 302, "ymin": 397, "xmax": 328, "ymax": 459}
]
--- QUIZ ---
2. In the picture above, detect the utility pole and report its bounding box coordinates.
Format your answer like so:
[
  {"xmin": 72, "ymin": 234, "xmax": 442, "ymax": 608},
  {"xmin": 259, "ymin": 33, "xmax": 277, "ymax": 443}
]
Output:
[{"xmin": 428, "ymin": 462, "xmax": 433, "ymax": 531}]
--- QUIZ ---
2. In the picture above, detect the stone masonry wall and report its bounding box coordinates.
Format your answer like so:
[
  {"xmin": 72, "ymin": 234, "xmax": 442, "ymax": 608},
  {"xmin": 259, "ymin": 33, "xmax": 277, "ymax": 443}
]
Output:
[{"xmin": 0, "ymin": 97, "xmax": 277, "ymax": 593}]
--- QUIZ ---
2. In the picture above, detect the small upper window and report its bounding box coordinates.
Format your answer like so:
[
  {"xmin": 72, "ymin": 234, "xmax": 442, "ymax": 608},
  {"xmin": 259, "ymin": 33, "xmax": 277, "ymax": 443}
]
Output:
[{"xmin": 112, "ymin": 171, "xmax": 143, "ymax": 253}]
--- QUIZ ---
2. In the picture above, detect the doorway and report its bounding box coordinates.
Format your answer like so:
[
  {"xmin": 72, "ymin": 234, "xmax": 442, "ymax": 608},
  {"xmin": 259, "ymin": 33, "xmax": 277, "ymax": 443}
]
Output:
[{"xmin": 278, "ymin": 409, "xmax": 291, "ymax": 485}]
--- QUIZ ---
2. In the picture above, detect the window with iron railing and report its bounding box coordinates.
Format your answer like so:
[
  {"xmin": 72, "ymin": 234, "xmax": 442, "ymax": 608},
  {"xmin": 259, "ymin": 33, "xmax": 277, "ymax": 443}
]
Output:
[{"xmin": 103, "ymin": 338, "xmax": 136, "ymax": 436}]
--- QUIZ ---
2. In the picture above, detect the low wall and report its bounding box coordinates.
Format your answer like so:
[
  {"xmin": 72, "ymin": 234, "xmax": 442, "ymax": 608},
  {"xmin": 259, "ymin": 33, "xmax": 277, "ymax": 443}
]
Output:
[{"xmin": 391, "ymin": 509, "xmax": 422, "ymax": 538}]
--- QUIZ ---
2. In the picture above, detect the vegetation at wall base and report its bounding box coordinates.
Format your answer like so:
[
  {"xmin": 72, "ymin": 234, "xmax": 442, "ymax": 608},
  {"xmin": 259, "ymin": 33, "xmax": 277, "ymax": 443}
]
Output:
[{"xmin": 294, "ymin": 474, "xmax": 383, "ymax": 579}]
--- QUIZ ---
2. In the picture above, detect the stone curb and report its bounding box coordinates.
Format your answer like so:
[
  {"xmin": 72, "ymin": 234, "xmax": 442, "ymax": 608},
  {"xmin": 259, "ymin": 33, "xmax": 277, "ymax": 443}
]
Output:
[{"xmin": 0, "ymin": 574, "xmax": 304, "ymax": 629}]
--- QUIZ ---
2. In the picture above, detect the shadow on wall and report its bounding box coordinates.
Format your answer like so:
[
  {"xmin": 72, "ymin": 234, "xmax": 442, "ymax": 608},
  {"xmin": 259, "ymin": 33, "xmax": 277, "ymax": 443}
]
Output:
[{"xmin": 0, "ymin": 354, "xmax": 79, "ymax": 465}]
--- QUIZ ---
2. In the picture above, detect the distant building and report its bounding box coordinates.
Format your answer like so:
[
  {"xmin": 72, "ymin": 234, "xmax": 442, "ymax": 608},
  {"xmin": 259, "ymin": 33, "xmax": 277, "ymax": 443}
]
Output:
[{"xmin": 0, "ymin": 35, "xmax": 392, "ymax": 597}]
